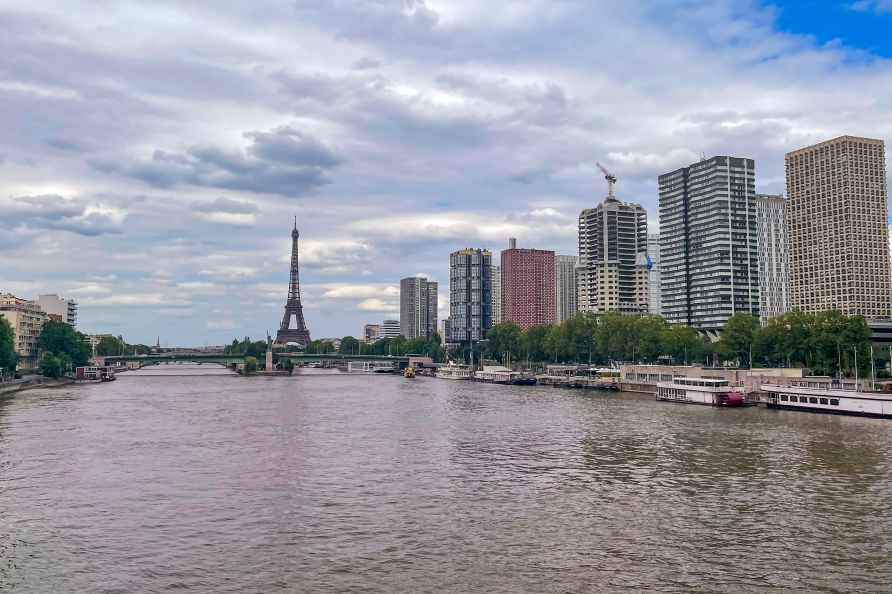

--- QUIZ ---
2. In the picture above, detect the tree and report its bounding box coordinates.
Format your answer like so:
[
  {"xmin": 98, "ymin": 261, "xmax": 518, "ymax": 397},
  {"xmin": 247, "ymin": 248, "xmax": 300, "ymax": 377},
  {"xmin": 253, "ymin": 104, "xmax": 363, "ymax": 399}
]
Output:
[
  {"xmin": 485, "ymin": 322, "xmax": 524, "ymax": 363},
  {"xmin": 244, "ymin": 356, "xmax": 258, "ymax": 374},
  {"xmin": 661, "ymin": 325, "xmax": 706, "ymax": 365},
  {"xmin": 339, "ymin": 336, "xmax": 361, "ymax": 355},
  {"xmin": 522, "ymin": 326, "xmax": 550, "ymax": 365},
  {"xmin": 96, "ymin": 335, "xmax": 126, "ymax": 356},
  {"xmin": 0, "ymin": 314, "xmax": 16, "ymax": 376},
  {"xmin": 38, "ymin": 320, "xmax": 90, "ymax": 366},
  {"xmin": 717, "ymin": 313, "xmax": 760, "ymax": 367},
  {"xmin": 39, "ymin": 352, "xmax": 64, "ymax": 378},
  {"xmin": 634, "ymin": 315, "xmax": 668, "ymax": 363}
]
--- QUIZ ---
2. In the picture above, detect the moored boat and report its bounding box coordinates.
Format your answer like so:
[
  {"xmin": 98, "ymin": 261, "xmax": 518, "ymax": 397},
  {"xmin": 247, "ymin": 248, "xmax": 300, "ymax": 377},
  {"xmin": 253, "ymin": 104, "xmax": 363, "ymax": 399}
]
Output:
[
  {"xmin": 762, "ymin": 384, "xmax": 892, "ymax": 418},
  {"xmin": 436, "ymin": 363, "xmax": 473, "ymax": 380},
  {"xmin": 474, "ymin": 366, "xmax": 537, "ymax": 385},
  {"xmin": 656, "ymin": 376, "xmax": 747, "ymax": 407}
]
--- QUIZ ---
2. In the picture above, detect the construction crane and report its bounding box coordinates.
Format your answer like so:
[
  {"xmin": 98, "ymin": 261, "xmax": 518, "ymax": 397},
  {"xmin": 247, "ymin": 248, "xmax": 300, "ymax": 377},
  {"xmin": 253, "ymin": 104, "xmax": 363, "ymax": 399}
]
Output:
[{"xmin": 597, "ymin": 161, "xmax": 617, "ymax": 199}]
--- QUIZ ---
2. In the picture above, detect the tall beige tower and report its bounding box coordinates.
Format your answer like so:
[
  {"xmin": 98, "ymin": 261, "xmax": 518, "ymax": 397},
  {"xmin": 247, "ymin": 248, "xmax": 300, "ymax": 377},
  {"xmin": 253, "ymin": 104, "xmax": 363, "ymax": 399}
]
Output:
[{"xmin": 786, "ymin": 135, "xmax": 892, "ymax": 319}]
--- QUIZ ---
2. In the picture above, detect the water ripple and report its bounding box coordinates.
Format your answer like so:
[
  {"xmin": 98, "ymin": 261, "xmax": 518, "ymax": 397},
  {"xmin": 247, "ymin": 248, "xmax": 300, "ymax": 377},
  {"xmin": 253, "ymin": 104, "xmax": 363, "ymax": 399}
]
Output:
[{"xmin": 1, "ymin": 369, "xmax": 892, "ymax": 592}]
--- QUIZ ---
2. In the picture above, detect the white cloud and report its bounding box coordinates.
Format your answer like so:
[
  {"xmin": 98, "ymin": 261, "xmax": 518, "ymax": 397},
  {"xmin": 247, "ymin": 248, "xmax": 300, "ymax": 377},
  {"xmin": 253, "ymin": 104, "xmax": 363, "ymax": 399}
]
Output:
[
  {"xmin": 357, "ymin": 298, "xmax": 399, "ymax": 312},
  {"xmin": 80, "ymin": 293, "xmax": 191, "ymax": 306},
  {"xmin": 6, "ymin": 0, "xmax": 892, "ymax": 343},
  {"xmin": 67, "ymin": 284, "xmax": 113, "ymax": 295},
  {"xmin": 194, "ymin": 211, "xmax": 257, "ymax": 226}
]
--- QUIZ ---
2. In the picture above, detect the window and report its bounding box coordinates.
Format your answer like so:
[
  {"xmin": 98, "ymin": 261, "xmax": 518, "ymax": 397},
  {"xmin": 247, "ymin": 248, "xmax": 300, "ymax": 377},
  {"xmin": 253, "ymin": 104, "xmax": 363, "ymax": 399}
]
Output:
[
  {"xmin": 789, "ymin": 396, "xmax": 798, "ymax": 402},
  {"xmin": 780, "ymin": 395, "xmax": 788, "ymax": 402},
  {"xmin": 830, "ymin": 399, "xmax": 839, "ymax": 406},
  {"xmin": 819, "ymin": 398, "xmax": 828, "ymax": 405},
  {"xmin": 809, "ymin": 397, "xmax": 818, "ymax": 404}
]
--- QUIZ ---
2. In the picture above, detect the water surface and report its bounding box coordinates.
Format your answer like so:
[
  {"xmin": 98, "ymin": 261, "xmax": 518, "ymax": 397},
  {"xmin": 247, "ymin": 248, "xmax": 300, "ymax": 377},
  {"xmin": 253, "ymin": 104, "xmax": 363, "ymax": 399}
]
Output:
[{"xmin": 2, "ymin": 365, "xmax": 891, "ymax": 593}]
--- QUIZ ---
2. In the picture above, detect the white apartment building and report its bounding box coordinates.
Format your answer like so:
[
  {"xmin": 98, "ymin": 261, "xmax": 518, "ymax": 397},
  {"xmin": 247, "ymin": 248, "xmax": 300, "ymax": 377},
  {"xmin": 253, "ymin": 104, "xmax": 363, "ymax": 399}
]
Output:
[
  {"xmin": 555, "ymin": 255, "xmax": 578, "ymax": 323},
  {"xmin": 755, "ymin": 194, "xmax": 790, "ymax": 324},
  {"xmin": 646, "ymin": 234, "xmax": 661, "ymax": 316},
  {"xmin": 36, "ymin": 294, "xmax": 78, "ymax": 326},
  {"xmin": 491, "ymin": 265, "xmax": 502, "ymax": 325}
]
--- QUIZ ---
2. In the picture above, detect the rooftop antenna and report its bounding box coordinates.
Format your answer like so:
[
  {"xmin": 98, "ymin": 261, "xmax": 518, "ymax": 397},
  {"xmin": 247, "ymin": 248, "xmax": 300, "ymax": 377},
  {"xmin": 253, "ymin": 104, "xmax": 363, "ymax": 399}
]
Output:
[{"xmin": 596, "ymin": 162, "xmax": 617, "ymax": 199}]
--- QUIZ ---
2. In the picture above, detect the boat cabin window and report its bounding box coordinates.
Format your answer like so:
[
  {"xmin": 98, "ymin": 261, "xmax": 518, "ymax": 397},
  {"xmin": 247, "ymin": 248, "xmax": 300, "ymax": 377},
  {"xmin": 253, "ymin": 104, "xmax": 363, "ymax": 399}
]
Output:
[
  {"xmin": 819, "ymin": 398, "xmax": 828, "ymax": 405},
  {"xmin": 780, "ymin": 395, "xmax": 788, "ymax": 402},
  {"xmin": 789, "ymin": 396, "xmax": 798, "ymax": 402},
  {"xmin": 809, "ymin": 397, "xmax": 818, "ymax": 404},
  {"xmin": 830, "ymin": 399, "xmax": 839, "ymax": 406}
]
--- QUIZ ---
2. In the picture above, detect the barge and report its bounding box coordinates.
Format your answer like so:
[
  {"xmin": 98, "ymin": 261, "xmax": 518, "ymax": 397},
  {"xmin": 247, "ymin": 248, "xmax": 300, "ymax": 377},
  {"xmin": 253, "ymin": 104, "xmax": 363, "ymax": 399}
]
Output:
[
  {"xmin": 474, "ymin": 366, "xmax": 537, "ymax": 385},
  {"xmin": 656, "ymin": 377, "xmax": 746, "ymax": 407},
  {"xmin": 762, "ymin": 384, "xmax": 892, "ymax": 418}
]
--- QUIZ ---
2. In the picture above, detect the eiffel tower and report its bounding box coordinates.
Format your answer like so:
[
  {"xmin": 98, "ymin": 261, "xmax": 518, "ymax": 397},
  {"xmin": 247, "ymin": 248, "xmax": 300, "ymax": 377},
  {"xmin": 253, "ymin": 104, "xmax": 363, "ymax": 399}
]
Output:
[{"xmin": 275, "ymin": 218, "xmax": 312, "ymax": 347}]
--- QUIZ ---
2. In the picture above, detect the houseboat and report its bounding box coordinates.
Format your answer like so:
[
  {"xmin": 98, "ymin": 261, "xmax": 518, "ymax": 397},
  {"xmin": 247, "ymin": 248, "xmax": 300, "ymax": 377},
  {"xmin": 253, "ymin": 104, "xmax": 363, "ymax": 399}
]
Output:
[
  {"xmin": 656, "ymin": 376, "xmax": 746, "ymax": 407},
  {"xmin": 762, "ymin": 384, "xmax": 892, "ymax": 418},
  {"xmin": 474, "ymin": 366, "xmax": 537, "ymax": 386},
  {"xmin": 75, "ymin": 366, "xmax": 102, "ymax": 383},
  {"xmin": 436, "ymin": 363, "xmax": 474, "ymax": 380}
]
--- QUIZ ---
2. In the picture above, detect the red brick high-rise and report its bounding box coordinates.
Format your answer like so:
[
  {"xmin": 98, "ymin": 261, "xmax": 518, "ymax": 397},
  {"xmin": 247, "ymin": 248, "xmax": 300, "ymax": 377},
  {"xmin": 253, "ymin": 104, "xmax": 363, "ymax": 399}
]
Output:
[{"xmin": 501, "ymin": 238, "xmax": 556, "ymax": 330}]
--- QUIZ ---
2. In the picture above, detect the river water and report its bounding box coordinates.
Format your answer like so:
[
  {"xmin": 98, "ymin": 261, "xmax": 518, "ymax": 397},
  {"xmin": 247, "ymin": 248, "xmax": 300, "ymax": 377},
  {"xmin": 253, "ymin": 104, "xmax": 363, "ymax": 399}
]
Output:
[{"xmin": 2, "ymin": 365, "xmax": 892, "ymax": 593}]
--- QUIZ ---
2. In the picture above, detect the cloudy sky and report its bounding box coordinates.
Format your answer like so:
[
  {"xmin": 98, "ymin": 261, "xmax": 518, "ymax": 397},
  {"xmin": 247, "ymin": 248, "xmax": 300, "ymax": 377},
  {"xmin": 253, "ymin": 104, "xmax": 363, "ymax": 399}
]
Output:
[{"xmin": 3, "ymin": 0, "xmax": 892, "ymax": 345}]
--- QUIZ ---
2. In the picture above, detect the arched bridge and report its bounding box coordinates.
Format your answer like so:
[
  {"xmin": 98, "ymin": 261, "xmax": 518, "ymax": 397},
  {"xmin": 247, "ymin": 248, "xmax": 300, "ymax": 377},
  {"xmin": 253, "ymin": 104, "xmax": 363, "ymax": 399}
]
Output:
[{"xmin": 102, "ymin": 352, "xmax": 411, "ymax": 365}]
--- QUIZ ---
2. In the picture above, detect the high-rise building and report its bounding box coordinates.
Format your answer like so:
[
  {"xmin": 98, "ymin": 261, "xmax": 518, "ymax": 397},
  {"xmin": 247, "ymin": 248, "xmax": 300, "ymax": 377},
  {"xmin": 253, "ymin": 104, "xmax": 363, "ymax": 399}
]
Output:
[
  {"xmin": 399, "ymin": 277, "xmax": 438, "ymax": 340},
  {"xmin": 577, "ymin": 179, "xmax": 649, "ymax": 315},
  {"xmin": 0, "ymin": 293, "xmax": 49, "ymax": 369},
  {"xmin": 659, "ymin": 156, "xmax": 759, "ymax": 335},
  {"xmin": 491, "ymin": 265, "xmax": 502, "ymax": 325},
  {"xmin": 786, "ymin": 136, "xmax": 892, "ymax": 319},
  {"xmin": 555, "ymin": 255, "xmax": 578, "ymax": 323},
  {"xmin": 363, "ymin": 324, "xmax": 382, "ymax": 343},
  {"xmin": 36, "ymin": 294, "xmax": 77, "ymax": 326},
  {"xmin": 381, "ymin": 319, "xmax": 401, "ymax": 339},
  {"xmin": 501, "ymin": 239, "xmax": 555, "ymax": 330},
  {"xmin": 449, "ymin": 248, "xmax": 493, "ymax": 343},
  {"xmin": 755, "ymin": 194, "xmax": 790, "ymax": 324},
  {"xmin": 645, "ymin": 234, "xmax": 662, "ymax": 316}
]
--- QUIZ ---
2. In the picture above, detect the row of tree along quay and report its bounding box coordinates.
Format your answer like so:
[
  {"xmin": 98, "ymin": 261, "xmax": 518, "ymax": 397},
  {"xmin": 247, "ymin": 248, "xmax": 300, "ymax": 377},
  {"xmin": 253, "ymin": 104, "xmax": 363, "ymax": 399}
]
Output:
[
  {"xmin": 231, "ymin": 310, "xmax": 878, "ymax": 378},
  {"xmin": 481, "ymin": 310, "xmax": 880, "ymax": 378}
]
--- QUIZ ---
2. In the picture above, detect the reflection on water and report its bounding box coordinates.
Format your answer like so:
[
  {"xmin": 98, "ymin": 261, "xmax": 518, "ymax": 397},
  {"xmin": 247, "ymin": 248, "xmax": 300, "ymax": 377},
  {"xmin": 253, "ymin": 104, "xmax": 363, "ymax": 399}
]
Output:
[{"xmin": 1, "ymin": 366, "xmax": 892, "ymax": 593}]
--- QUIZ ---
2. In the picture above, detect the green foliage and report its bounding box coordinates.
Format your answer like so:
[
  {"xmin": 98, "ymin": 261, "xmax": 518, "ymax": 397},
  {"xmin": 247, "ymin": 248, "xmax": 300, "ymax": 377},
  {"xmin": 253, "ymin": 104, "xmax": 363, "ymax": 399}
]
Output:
[
  {"xmin": 661, "ymin": 325, "xmax": 706, "ymax": 364},
  {"xmin": 358, "ymin": 335, "xmax": 445, "ymax": 362},
  {"xmin": 0, "ymin": 314, "xmax": 16, "ymax": 375},
  {"xmin": 752, "ymin": 310, "xmax": 872, "ymax": 376},
  {"xmin": 486, "ymin": 313, "xmax": 708, "ymax": 366},
  {"xmin": 717, "ymin": 313, "xmax": 760, "ymax": 366},
  {"xmin": 224, "ymin": 337, "xmax": 269, "ymax": 358},
  {"xmin": 95, "ymin": 335, "xmax": 127, "ymax": 356},
  {"xmin": 38, "ymin": 320, "xmax": 90, "ymax": 366},
  {"xmin": 38, "ymin": 352, "xmax": 65, "ymax": 377},
  {"xmin": 305, "ymin": 340, "xmax": 337, "ymax": 354},
  {"xmin": 484, "ymin": 322, "xmax": 524, "ymax": 362},
  {"xmin": 244, "ymin": 356, "xmax": 258, "ymax": 373},
  {"xmin": 339, "ymin": 336, "xmax": 361, "ymax": 355}
]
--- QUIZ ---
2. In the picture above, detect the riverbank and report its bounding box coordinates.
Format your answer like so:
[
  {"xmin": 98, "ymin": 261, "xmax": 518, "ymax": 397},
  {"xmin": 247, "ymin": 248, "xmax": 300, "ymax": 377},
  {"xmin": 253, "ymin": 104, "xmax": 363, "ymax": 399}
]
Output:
[{"xmin": 0, "ymin": 376, "xmax": 72, "ymax": 398}]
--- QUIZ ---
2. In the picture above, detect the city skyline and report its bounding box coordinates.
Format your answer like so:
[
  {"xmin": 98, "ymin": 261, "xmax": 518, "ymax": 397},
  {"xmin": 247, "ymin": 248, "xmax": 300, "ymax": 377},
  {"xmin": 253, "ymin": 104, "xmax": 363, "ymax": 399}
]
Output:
[{"xmin": 4, "ymin": 2, "xmax": 892, "ymax": 343}]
